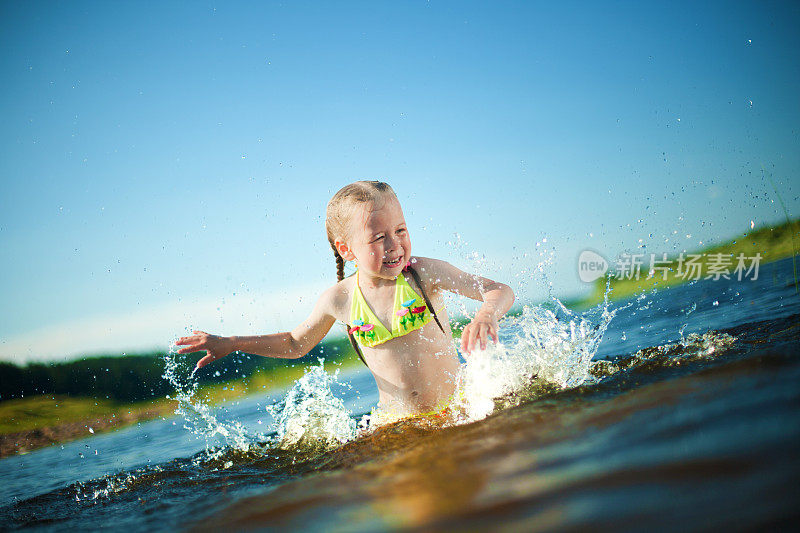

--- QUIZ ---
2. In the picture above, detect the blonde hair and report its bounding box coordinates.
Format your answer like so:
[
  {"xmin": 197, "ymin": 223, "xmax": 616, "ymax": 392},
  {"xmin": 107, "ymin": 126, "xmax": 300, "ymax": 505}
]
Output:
[{"xmin": 325, "ymin": 181, "xmax": 397, "ymax": 281}]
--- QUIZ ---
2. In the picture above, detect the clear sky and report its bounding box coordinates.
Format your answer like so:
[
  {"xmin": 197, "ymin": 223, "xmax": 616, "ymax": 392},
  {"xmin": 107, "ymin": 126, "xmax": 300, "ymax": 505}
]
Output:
[{"xmin": 2, "ymin": 1, "xmax": 798, "ymax": 363}]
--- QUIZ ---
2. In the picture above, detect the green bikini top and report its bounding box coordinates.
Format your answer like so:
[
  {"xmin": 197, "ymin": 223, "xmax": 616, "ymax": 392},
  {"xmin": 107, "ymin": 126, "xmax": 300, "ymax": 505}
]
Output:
[{"xmin": 349, "ymin": 269, "xmax": 434, "ymax": 347}]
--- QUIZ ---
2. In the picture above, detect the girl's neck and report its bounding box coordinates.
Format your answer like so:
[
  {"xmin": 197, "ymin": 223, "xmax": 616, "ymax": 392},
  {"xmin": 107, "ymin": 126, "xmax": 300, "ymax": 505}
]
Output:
[{"xmin": 358, "ymin": 270, "xmax": 397, "ymax": 291}]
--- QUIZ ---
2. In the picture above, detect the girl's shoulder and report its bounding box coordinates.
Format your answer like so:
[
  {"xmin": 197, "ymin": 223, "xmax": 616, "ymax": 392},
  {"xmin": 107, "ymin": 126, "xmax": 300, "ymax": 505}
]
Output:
[
  {"xmin": 407, "ymin": 256, "xmax": 452, "ymax": 290},
  {"xmin": 408, "ymin": 255, "xmax": 442, "ymax": 270},
  {"xmin": 408, "ymin": 256, "xmax": 486, "ymax": 295},
  {"xmin": 318, "ymin": 275, "xmax": 356, "ymax": 317}
]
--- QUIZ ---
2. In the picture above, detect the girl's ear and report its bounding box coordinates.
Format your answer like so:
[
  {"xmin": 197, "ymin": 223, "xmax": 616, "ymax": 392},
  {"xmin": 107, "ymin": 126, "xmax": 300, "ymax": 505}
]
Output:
[{"xmin": 335, "ymin": 239, "xmax": 356, "ymax": 261}]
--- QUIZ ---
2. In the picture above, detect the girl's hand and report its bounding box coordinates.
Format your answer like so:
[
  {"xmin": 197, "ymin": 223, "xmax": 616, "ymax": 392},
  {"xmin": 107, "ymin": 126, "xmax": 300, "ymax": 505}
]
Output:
[
  {"xmin": 174, "ymin": 330, "xmax": 234, "ymax": 369},
  {"xmin": 460, "ymin": 310, "xmax": 499, "ymax": 353}
]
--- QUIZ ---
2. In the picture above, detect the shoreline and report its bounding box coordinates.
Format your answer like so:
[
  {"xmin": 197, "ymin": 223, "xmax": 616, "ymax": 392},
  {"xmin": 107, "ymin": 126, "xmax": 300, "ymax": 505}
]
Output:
[
  {"xmin": 0, "ymin": 358, "xmax": 363, "ymax": 459},
  {"xmin": 0, "ymin": 405, "xmax": 171, "ymax": 459}
]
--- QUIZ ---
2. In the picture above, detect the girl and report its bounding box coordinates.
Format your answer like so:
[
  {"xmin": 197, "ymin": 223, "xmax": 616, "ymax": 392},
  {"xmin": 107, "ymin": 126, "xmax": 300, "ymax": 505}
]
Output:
[{"xmin": 175, "ymin": 181, "xmax": 515, "ymax": 422}]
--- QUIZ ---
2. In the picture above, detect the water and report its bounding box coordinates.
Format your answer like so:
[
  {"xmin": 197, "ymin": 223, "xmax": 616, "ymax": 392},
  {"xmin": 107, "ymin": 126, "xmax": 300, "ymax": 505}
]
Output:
[{"xmin": 1, "ymin": 257, "xmax": 798, "ymax": 531}]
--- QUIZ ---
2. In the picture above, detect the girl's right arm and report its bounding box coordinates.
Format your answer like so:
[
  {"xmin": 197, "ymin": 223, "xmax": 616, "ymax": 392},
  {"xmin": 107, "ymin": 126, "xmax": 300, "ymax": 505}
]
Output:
[{"xmin": 175, "ymin": 287, "xmax": 340, "ymax": 369}]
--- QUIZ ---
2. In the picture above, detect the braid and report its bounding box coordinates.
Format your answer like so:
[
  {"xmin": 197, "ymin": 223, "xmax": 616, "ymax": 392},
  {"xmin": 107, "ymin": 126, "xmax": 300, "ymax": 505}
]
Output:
[
  {"xmin": 330, "ymin": 225, "xmax": 365, "ymax": 364},
  {"xmin": 332, "ymin": 243, "xmax": 345, "ymax": 282}
]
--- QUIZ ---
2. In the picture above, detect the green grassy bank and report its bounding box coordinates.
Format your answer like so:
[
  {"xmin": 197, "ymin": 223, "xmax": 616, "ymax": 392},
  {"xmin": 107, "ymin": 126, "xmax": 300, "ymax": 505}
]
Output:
[
  {"xmin": 574, "ymin": 218, "xmax": 799, "ymax": 308},
  {"xmin": 0, "ymin": 345, "xmax": 363, "ymax": 456}
]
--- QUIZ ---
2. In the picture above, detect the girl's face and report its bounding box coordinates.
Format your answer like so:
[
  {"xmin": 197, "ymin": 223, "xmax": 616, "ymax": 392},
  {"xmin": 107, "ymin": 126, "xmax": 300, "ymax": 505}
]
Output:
[{"xmin": 343, "ymin": 195, "xmax": 411, "ymax": 280}]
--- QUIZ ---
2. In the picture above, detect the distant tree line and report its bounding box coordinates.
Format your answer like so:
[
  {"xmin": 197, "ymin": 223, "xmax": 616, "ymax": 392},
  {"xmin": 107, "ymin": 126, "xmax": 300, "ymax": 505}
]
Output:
[{"xmin": 0, "ymin": 337, "xmax": 354, "ymax": 403}]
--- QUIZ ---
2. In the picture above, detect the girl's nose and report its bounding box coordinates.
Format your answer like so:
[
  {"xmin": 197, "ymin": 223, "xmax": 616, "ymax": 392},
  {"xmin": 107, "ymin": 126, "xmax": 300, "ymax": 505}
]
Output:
[{"xmin": 384, "ymin": 234, "xmax": 398, "ymax": 253}]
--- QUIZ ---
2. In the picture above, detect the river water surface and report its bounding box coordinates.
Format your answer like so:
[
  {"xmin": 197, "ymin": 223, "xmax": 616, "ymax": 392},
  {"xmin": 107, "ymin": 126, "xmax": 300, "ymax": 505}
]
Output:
[{"xmin": 1, "ymin": 257, "xmax": 798, "ymax": 531}]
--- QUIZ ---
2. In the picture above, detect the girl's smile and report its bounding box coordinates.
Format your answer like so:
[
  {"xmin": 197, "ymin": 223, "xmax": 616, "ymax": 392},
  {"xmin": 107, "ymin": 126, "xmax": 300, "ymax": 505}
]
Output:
[{"xmin": 382, "ymin": 256, "xmax": 403, "ymax": 268}]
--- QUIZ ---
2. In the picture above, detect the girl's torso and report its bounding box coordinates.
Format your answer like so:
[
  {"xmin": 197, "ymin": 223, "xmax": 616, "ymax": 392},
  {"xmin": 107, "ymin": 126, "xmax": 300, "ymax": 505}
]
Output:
[{"xmin": 329, "ymin": 262, "xmax": 460, "ymax": 416}]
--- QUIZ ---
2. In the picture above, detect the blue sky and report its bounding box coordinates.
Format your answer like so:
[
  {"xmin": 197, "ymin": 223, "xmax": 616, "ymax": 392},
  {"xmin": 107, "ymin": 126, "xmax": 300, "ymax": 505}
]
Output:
[{"xmin": 1, "ymin": 1, "xmax": 798, "ymax": 362}]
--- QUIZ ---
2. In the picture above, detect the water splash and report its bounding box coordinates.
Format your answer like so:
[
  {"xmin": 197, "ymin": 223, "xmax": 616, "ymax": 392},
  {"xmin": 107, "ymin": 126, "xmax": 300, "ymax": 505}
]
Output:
[
  {"xmin": 590, "ymin": 330, "xmax": 737, "ymax": 379},
  {"xmin": 679, "ymin": 302, "xmax": 698, "ymax": 343},
  {"xmin": 163, "ymin": 353, "xmax": 355, "ymax": 457},
  {"xmin": 72, "ymin": 360, "xmax": 356, "ymax": 503},
  {"xmin": 162, "ymin": 352, "xmax": 258, "ymax": 457},
  {"xmin": 74, "ymin": 464, "xmax": 164, "ymax": 502},
  {"xmin": 266, "ymin": 360, "xmax": 357, "ymax": 451},
  {"xmin": 453, "ymin": 298, "xmax": 619, "ymax": 422}
]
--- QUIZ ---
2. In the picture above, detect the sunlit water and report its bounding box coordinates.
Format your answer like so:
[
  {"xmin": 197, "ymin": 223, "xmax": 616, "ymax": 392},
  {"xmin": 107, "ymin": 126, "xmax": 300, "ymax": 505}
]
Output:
[{"xmin": 1, "ymin": 257, "xmax": 798, "ymax": 531}]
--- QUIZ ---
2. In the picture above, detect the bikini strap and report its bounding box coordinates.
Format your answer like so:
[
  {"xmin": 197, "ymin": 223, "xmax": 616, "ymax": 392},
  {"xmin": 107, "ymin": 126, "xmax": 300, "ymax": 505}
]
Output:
[
  {"xmin": 347, "ymin": 330, "xmax": 367, "ymax": 365},
  {"xmin": 406, "ymin": 265, "xmax": 446, "ymax": 335},
  {"xmin": 348, "ymin": 270, "xmax": 368, "ymax": 365}
]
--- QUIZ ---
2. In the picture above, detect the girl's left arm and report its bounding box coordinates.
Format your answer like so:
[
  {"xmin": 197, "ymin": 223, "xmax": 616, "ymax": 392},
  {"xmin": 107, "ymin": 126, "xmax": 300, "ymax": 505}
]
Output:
[
  {"xmin": 416, "ymin": 257, "xmax": 515, "ymax": 353},
  {"xmin": 175, "ymin": 286, "xmax": 340, "ymax": 369}
]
